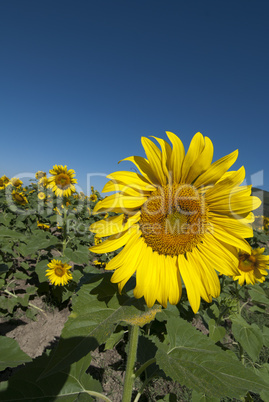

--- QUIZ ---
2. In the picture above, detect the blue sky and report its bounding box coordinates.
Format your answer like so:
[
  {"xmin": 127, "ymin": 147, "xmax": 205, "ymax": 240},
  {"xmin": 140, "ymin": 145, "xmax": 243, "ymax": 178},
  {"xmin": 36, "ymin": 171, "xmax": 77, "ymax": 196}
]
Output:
[{"xmin": 1, "ymin": 0, "xmax": 268, "ymax": 194}]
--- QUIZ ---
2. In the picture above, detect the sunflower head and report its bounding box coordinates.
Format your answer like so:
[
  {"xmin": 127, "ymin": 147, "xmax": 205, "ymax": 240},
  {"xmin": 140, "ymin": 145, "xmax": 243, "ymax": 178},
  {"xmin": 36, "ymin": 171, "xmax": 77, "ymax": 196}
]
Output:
[
  {"xmin": 12, "ymin": 190, "xmax": 28, "ymax": 205},
  {"xmin": 46, "ymin": 259, "xmax": 73, "ymax": 286},
  {"xmin": 90, "ymin": 194, "xmax": 98, "ymax": 202},
  {"xmin": 0, "ymin": 175, "xmax": 9, "ymax": 189},
  {"xmin": 9, "ymin": 178, "xmax": 23, "ymax": 188},
  {"xmin": 38, "ymin": 192, "xmax": 46, "ymax": 200},
  {"xmin": 233, "ymin": 247, "xmax": 269, "ymax": 285},
  {"xmin": 47, "ymin": 165, "xmax": 77, "ymax": 197},
  {"xmin": 90, "ymin": 132, "xmax": 261, "ymax": 313},
  {"xmin": 35, "ymin": 171, "xmax": 47, "ymax": 180}
]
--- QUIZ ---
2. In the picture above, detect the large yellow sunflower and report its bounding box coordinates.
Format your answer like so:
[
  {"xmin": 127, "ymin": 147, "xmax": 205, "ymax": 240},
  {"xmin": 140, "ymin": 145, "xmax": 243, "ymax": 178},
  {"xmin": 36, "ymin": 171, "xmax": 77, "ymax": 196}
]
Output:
[
  {"xmin": 46, "ymin": 259, "xmax": 73, "ymax": 286},
  {"xmin": 90, "ymin": 132, "xmax": 261, "ymax": 313},
  {"xmin": 233, "ymin": 247, "xmax": 269, "ymax": 285},
  {"xmin": 47, "ymin": 165, "xmax": 77, "ymax": 197}
]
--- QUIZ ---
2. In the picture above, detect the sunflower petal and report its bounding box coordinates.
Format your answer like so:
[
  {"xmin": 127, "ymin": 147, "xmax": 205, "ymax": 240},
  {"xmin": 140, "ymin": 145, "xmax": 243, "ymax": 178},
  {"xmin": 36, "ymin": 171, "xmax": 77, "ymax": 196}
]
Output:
[{"xmin": 141, "ymin": 137, "xmax": 167, "ymax": 185}]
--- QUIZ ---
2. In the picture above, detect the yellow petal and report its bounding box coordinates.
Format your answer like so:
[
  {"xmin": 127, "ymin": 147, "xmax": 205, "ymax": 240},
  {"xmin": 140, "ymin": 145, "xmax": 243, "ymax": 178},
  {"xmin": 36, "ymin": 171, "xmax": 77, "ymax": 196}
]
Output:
[
  {"xmin": 181, "ymin": 132, "xmax": 205, "ymax": 183},
  {"xmin": 211, "ymin": 224, "xmax": 251, "ymax": 254},
  {"xmin": 177, "ymin": 254, "xmax": 201, "ymax": 313},
  {"xmin": 93, "ymin": 193, "xmax": 147, "ymax": 214},
  {"xmin": 166, "ymin": 131, "xmax": 185, "ymax": 184},
  {"xmin": 206, "ymin": 167, "xmax": 246, "ymax": 201},
  {"xmin": 90, "ymin": 212, "xmax": 141, "ymax": 237},
  {"xmin": 107, "ymin": 171, "xmax": 155, "ymax": 191},
  {"xmin": 194, "ymin": 149, "xmax": 238, "ymax": 188},
  {"xmin": 209, "ymin": 212, "xmax": 253, "ymax": 239},
  {"xmin": 90, "ymin": 226, "xmax": 138, "ymax": 253},
  {"xmin": 150, "ymin": 136, "xmax": 172, "ymax": 182},
  {"xmin": 119, "ymin": 155, "xmax": 158, "ymax": 184},
  {"xmin": 102, "ymin": 180, "xmax": 152, "ymax": 197},
  {"xmin": 141, "ymin": 137, "xmax": 166, "ymax": 185},
  {"xmin": 186, "ymin": 136, "xmax": 214, "ymax": 184},
  {"xmin": 105, "ymin": 230, "xmax": 142, "ymax": 271}
]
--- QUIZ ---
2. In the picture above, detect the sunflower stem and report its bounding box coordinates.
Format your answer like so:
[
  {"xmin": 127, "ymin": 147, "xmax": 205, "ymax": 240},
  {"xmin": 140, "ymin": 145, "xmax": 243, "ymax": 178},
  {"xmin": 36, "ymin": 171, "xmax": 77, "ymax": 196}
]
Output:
[
  {"xmin": 122, "ymin": 324, "xmax": 139, "ymax": 402},
  {"xmin": 62, "ymin": 205, "xmax": 68, "ymax": 256}
]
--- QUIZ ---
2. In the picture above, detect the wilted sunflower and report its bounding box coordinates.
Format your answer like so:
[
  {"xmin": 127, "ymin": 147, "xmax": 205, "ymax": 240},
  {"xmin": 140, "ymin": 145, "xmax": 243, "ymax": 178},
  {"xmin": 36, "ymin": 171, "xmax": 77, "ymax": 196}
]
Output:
[
  {"xmin": 12, "ymin": 190, "xmax": 28, "ymax": 205},
  {"xmin": 233, "ymin": 247, "xmax": 269, "ymax": 285},
  {"xmin": 46, "ymin": 259, "xmax": 73, "ymax": 286},
  {"xmin": 0, "ymin": 175, "xmax": 9, "ymax": 189},
  {"xmin": 90, "ymin": 132, "xmax": 261, "ymax": 313},
  {"xmin": 47, "ymin": 165, "xmax": 77, "ymax": 197}
]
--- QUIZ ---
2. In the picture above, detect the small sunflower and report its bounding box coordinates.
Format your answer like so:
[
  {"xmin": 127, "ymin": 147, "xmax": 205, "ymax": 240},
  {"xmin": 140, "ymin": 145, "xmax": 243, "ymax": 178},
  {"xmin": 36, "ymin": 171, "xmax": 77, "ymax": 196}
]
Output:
[
  {"xmin": 47, "ymin": 165, "xmax": 77, "ymax": 197},
  {"xmin": 12, "ymin": 190, "xmax": 28, "ymax": 205},
  {"xmin": 46, "ymin": 259, "xmax": 73, "ymax": 286},
  {"xmin": 233, "ymin": 248, "xmax": 269, "ymax": 285},
  {"xmin": 35, "ymin": 171, "xmax": 47, "ymax": 180},
  {"xmin": 38, "ymin": 192, "xmax": 46, "ymax": 200},
  {"xmin": 90, "ymin": 131, "xmax": 261, "ymax": 313},
  {"xmin": 8, "ymin": 178, "xmax": 23, "ymax": 188},
  {"xmin": 90, "ymin": 194, "xmax": 98, "ymax": 202},
  {"xmin": 0, "ymin": 175, "xmax": 9, "ymax": 189},
  {"xmin": 37, "ymin": 221, "xmax": 50, "ymax": 230}
]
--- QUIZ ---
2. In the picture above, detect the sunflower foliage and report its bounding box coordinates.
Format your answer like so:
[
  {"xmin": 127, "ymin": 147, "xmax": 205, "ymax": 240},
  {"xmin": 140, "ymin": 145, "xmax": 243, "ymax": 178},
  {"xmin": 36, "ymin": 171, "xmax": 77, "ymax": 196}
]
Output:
[{"xmin": 1, "ymin": 133, "xmax": 269, "ymax": 402}]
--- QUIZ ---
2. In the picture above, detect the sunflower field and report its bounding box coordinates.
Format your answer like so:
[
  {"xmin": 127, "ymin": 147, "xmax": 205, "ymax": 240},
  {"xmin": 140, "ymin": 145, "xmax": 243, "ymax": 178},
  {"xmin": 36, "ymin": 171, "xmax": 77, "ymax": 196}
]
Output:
[{"xmin": 1, "ymin": 133, "xmax": 269, "ymax": 401}]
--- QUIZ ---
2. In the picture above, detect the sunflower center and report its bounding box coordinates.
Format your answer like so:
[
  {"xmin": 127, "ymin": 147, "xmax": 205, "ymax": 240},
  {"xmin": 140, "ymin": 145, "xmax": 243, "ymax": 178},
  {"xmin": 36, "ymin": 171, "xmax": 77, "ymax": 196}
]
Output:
[
  {"xmin": 238, "ymin": 254, "xmax": 256, "ymax": 272},
  {"xmin": 139, "ymin": 184, "xmax": 208, "ymax": 256},
  {"xmin": 56, "ymin": 174, "xmax": 71, "ymax": 189},
  {"xmin": 55, "ymin": 266, "xmax": 65, "ymax": 277}
]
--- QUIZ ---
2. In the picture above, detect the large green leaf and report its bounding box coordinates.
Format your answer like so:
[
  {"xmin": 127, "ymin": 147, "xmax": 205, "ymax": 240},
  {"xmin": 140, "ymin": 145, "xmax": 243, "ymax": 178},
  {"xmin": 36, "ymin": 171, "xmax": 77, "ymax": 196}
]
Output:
[
  {"xmin": 155, "ymin": 313, "xmax": 269, "ymax": 399},
  {"xmin": 18, "ymin": 232, "xmax": 58, "ymax": 257},
  {"xmin": 232, "ymin": 314, "xmax": 263, "ymax": 362},
  {"xmin": 0, "ymin": 350, "xmax": 102, "ymax": 401},
  {"xmin": 0, "ymin": 227, "xmax": 26, "ymax": 239},
  {"xmin": 64, "ymin": 245, "xmax": 89, "ymax": 264},
  {"xmin": 40, "ymin": 272, "xmax": 152, "ymax": 378},
  {"xmin": 0, "ymin": 336, "xmax": 32, "ymax": 371},
  {"xmin": 248, "ymin": 286, "xmax": 269, "ymax": 306}
]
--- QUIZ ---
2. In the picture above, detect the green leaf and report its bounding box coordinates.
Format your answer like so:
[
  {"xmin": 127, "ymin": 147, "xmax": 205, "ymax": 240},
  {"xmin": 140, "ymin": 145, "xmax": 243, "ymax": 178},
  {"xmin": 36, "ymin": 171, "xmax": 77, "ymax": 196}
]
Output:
[
  {"xmin": 104, "ymin": 329, "xmax": 125, "ymax": 350},
  {"xmin": 254, "ymin": 364, "xmax": 269, "ymax": 402},
  {"xmin": 40, "ymin": 272, "xmax": 148, "ymax": 378},
  {"xmin": 64, "ymin": 246, "xmax": 89, "ymax": 264},
  {"xmin": 155, "ymin": 314, "xmax": 269, "ymax": 399},
  {"xmin": 0, "ymin": 350, "xmax": 102, "ymax": 401},
  {"xmin": 248, "ymin": 286, "xmax": 269, "ymax": 306},
  {"xmin": 262, "ymin": 326, "xmax": 269, "ymax": 348},
  {"xmin": 35, "ymin": 260, "xmax": 50, "ymax": 283},
  {"xmin": 232, "ymin": 314, "xmax": 263, "ymax": 362},
  {"xmin": 0, "ymin": 227, "xmax": 26, "ymax": 239},
  {"xmin": 0, "ymin": 336, "xmax": 32, "ymax": 371},
  {"xmin": 208, "ymin": 319, "xmax": 226, "ymax": 343},
  {"xmin": 192, "ymin": 390, "xmax": 219, "ymax": 402}
]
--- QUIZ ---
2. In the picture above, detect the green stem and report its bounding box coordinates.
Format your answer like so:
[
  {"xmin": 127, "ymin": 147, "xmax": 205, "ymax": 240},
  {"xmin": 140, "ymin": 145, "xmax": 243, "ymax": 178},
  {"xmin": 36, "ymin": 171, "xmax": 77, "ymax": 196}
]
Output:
[
  {"xmin": 122, "ymin": 325, "xmax": 139, "ymax": 402},
  {"xmin": 62, "ymin": 206, "xmax": 68, "ymax": 256},
  {"xmin": 85, "ymin": 390, "xmax": 113, "ymax": 401},
  {"xmin": 4, "ymin": 289, "xmax": 46, "ymax": 315},
  {"xmin": 134, "ymin": 358, "xmax": 156, "ymax": 379}
]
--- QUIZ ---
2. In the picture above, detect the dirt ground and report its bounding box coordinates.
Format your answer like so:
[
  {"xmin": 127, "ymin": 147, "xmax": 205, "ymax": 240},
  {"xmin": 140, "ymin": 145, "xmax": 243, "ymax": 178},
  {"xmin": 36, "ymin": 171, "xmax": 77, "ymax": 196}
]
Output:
[{"xmin": 0, "ymin": 298, "xmax": 70, "ymax": 360}]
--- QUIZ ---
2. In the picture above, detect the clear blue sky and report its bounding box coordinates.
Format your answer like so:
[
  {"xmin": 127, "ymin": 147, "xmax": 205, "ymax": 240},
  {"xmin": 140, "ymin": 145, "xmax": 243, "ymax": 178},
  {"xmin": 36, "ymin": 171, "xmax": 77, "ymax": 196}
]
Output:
[{"xmin": 1, "ymin": 0, "xmax": 268, "ymax": 194}]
